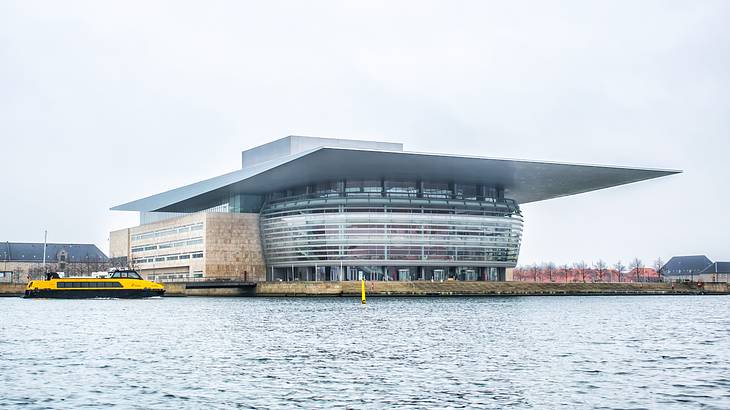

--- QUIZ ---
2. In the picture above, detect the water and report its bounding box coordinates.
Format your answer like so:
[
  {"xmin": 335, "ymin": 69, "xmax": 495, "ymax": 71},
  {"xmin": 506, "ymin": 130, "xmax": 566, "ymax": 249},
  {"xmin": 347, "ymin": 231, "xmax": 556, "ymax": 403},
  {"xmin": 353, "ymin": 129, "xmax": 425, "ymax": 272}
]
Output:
[{"xmin": 1, "ymin": 296, "xmax": 729, "ymax": 409}]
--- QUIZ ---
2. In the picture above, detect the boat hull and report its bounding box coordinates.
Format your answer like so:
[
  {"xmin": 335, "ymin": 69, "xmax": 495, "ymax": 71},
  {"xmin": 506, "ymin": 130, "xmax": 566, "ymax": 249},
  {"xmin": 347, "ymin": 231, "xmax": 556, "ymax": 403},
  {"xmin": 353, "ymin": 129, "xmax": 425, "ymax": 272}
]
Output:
[{"xmin": 24, "ymin": 288, "xmax": 165, "ymax": 299}]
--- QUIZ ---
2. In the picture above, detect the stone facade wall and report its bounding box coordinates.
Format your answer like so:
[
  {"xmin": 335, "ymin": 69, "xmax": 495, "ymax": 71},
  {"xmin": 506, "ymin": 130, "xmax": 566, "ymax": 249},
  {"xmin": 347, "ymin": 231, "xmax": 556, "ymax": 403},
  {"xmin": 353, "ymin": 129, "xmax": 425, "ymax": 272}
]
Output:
[
  {"xmin": 109, "ymin": 228, "xmax": 130, "ymax": 259},
  {"xmin": 204, "ymin": 213, "xmax": 266, "ymax": 282}
]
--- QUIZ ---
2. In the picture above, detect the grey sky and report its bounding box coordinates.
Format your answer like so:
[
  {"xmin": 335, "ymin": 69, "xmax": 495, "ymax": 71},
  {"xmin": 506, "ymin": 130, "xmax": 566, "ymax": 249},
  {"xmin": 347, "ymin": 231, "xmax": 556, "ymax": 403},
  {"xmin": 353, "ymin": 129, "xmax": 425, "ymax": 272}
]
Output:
[{"xmin": 1, "ymin": 1, "xmax": 728, "ymax": 266}]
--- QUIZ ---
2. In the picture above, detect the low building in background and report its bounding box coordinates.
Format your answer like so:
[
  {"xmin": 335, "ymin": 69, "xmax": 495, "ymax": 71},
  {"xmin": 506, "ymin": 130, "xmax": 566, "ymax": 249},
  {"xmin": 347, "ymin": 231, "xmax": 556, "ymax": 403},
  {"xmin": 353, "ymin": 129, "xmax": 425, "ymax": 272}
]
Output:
[
  {"xmin": 110, "ymin": 136, "xmax": 679, "ymax": 283},
  {"xmin": 660, "ymin": 255, "xmax": 713, "ymax": 281},
  {"xmin": 697, "ymin": 262, "xmax": 730, "ymax": 283},
  {"xmin": 0, "ymin": 242, "xmax": 109, "ymax": 282}
]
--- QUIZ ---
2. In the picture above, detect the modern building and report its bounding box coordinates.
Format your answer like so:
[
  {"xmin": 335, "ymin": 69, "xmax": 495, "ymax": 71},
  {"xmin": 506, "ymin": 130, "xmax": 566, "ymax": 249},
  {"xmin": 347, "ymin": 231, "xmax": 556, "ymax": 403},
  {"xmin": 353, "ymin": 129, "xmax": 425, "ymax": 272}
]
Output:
[
  {"xmin": 0, "ymin": 242, "xmax": 109, "ymax": 282},
  {"xmin": 110, "ymin": 136, "xmax": 679, "ymax": 283},
  {"xmin": 660, "ymin": 256, "xmax": 729, "ymax": 282}
]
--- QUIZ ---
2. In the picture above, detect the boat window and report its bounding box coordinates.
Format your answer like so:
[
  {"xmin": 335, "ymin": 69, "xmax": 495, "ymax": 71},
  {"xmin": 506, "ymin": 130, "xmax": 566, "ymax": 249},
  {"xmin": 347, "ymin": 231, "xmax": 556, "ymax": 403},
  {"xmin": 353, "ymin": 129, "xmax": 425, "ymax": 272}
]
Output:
[{"xmin": 109, "ymin": 271, "xmax": 141, "ymax": 280}]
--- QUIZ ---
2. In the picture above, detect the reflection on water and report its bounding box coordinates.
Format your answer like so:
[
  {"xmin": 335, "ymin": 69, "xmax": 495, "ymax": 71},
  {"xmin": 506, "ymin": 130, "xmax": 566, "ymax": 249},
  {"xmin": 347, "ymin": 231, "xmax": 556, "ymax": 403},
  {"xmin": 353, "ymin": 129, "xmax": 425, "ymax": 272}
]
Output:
[{"xmin": 1, "ymin": 296, "xmax": 729, "ymax": 409}]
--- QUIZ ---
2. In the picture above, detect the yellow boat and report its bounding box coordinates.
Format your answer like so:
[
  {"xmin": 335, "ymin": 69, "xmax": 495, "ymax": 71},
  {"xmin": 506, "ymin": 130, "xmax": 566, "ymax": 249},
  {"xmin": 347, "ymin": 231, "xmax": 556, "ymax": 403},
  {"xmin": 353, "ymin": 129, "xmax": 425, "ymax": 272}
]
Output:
[{"xmin": 24, "ymin": 270, "xmax": 165, "ymax": 299}]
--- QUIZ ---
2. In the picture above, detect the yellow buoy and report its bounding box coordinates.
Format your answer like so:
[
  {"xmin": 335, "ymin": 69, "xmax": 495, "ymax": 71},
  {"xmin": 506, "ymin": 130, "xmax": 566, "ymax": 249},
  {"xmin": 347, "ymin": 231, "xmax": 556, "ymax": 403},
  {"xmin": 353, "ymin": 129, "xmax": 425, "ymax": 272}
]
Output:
[{"xmin": 361, "ymin": 279, "xmax": 366, "ymax": 304}]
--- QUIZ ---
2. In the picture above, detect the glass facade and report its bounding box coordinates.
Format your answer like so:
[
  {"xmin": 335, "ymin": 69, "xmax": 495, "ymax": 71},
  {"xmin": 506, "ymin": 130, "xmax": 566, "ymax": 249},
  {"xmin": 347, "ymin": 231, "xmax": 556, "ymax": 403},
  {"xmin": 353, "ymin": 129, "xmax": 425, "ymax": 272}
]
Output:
[{"xmin": 260, "ymin": 180, "xmax": 523, "ymax": 281}]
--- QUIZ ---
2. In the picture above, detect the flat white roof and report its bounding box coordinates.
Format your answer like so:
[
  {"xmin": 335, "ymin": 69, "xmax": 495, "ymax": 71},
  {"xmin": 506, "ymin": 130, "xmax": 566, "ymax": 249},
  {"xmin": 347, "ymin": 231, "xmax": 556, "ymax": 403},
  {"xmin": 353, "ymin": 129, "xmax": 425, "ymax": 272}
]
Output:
[{"xmin": 112, "ymin": 138, "xmax": 680, "ymax": 212}]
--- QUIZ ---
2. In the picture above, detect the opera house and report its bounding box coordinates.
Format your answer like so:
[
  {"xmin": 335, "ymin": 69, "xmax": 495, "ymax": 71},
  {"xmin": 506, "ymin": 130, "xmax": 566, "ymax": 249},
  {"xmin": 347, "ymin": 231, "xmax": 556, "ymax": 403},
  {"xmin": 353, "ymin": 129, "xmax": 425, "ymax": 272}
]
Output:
[{"xmin": 110, "ymin": 136, "xmax": 678, "ymax": 283}]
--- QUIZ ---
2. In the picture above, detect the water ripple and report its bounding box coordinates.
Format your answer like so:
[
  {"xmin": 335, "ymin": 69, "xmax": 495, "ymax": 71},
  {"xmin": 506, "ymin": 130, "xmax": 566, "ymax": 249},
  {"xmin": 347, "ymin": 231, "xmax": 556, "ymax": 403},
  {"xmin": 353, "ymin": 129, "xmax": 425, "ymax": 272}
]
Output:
[{"xmin": 0, "ymin": 296, "xmax": 729, "ymax": 409}]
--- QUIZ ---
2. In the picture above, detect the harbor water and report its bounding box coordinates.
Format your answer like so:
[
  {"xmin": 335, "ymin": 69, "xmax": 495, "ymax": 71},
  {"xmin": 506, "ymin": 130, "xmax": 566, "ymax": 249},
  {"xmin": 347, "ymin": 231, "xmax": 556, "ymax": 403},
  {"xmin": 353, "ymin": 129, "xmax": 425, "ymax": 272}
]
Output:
[{"xmin": 1, "ymin": 296, "xmax": 729, "ymax": 409}]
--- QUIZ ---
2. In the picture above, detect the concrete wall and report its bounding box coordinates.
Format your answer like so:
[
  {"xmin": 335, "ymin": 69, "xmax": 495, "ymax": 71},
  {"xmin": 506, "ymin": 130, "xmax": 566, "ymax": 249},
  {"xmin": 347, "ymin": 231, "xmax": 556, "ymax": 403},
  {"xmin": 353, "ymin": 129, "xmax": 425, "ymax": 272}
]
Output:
[
  {"xmin": 204, "ymin": 213, "xmax": 266, "ymax": 282},
  {"xmin": 255, "ymin": 281, "xmax": 725, "ymax": 296},
  {"xmin": 0, "ymin": 283, "xmax": 26, "ymax": 296}
]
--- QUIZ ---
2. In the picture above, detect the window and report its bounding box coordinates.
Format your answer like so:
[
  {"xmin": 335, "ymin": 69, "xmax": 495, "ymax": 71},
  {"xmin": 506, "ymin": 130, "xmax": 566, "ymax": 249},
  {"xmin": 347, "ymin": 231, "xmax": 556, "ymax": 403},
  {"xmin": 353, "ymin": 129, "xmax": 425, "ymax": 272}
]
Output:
[
  {"xmin": 192, "ymin": 253, "xmax": 203, "ymax": 259},
  {"xmin": 179, "ymin": 254, "xmax": 190, "ymax": 260}
]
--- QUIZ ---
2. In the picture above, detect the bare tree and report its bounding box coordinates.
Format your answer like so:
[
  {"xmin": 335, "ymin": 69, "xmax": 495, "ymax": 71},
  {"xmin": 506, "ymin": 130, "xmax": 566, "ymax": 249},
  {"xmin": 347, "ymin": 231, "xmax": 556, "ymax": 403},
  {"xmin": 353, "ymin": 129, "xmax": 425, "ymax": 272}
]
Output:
[
  {"xmin": 594, "ymin": 260, "xmax": 607, "ymax": 282},
  {"xmin": 630, "ymin": 257, "xmax": 643, "ymax": 282},
  {"xmin": 530, "ymin": 263, "xmax": 541, "ymax": 282},
  {"xmin": 545, "ymin": 262, "xmax": 556, "ymax": 282},
  {"xmin": 614, "ymin": 260, "xmax": 625, "ymax": 283},
  {"xmin": 560, "ymin": 264, "xmax": 571, "ymax": 282},
  {"xmin": 653, "ymin": 257, "xmax": 664, "ymax": 282},
  {"xmin": 574, "ymin": 260, "xmax": 588, "ymax": 283}
]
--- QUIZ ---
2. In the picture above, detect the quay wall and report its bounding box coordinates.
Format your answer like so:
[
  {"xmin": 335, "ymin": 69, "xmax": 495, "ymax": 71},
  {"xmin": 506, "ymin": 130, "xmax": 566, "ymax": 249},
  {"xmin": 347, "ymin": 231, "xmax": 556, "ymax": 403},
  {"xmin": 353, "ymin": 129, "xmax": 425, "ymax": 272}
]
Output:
[
  {"xmin": 2, "ymin": 281, "xmax": 727, "ymax": 297},
  {"xmin": 255, "ymin": 281, "xmax": 729, "ymax": 297},
  {"xmin": 0, "ymin": 283, "xmax": 25, "ymax": 296}
]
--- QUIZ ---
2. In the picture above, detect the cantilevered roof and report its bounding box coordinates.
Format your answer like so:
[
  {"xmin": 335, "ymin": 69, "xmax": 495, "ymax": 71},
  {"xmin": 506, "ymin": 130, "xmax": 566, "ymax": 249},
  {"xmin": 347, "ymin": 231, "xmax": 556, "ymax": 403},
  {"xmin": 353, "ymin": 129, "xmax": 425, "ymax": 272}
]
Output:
[{"xmin": 112, "ymin": 145, "xmax": 680, "ymax": 212}]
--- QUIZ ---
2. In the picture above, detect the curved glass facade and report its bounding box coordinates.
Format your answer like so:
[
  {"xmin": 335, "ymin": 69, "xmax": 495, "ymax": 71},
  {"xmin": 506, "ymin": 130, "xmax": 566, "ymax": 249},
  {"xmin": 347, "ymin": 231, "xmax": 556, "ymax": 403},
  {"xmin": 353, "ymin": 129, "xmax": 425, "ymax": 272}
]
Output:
[{"xmin": 260, "ymin": 180, "xmax": 523, "ymax": 281}]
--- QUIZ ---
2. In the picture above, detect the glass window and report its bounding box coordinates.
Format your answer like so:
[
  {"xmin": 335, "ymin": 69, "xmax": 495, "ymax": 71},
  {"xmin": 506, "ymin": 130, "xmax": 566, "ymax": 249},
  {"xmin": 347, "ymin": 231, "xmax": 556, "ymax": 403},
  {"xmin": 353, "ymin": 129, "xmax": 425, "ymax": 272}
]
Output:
[
  {"xmin": 345, "ymin": 180, "xmax": 362, "ymax": 193},
  {"xmin": 362, "ymin": 180, "xmax": 382, "ymax": 193}
]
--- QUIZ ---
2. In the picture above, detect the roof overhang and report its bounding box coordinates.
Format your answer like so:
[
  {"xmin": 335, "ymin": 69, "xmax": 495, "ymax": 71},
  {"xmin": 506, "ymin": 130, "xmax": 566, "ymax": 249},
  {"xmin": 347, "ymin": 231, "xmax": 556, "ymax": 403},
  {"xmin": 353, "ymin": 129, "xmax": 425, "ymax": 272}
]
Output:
[{"xmin": 112, "ymin": 147, "xmax": 681, "ymax": 212}]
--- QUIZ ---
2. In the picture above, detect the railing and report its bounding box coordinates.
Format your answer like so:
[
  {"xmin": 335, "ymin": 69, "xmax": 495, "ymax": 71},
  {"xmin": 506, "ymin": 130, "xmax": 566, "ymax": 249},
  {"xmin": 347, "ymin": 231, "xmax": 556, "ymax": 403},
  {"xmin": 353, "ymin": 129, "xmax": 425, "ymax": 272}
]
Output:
[{"xmin": 266, "ymin": 192, "xmax": 518, "ymax": 207}]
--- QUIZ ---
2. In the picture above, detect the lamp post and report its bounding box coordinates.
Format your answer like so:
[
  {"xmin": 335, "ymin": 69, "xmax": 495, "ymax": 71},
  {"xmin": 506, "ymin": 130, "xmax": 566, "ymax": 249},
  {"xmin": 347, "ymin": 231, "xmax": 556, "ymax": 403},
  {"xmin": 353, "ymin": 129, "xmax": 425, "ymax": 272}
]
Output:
[{"xmin": 42, "ymin": 230, "xmax": 47, "ymax": 274}]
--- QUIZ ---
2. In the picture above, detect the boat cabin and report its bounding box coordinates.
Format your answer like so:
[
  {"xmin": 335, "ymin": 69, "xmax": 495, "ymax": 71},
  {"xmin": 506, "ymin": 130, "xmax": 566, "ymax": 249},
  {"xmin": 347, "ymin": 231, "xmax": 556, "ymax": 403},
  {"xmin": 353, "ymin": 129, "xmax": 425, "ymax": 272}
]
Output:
[{"xmin": 109, "ymin": 270, "xmax": 143, "ymax": 280}]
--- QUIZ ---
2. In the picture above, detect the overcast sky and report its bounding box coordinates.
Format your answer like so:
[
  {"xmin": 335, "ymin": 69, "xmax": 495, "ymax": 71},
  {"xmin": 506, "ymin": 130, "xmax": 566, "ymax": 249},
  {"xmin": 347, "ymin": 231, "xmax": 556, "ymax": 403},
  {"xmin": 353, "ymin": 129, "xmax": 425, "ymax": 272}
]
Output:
[{"xmin": 2, "ymin": 1, "xmax": 728, "ymax": 267}]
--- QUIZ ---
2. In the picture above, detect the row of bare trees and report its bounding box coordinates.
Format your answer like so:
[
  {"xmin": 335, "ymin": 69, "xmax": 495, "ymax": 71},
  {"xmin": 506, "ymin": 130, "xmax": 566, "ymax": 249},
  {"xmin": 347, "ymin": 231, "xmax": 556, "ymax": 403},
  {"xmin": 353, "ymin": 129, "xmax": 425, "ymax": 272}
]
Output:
[{"xmin": 515, "ymin": 257, "xmax": 665, "ymax": 283}]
